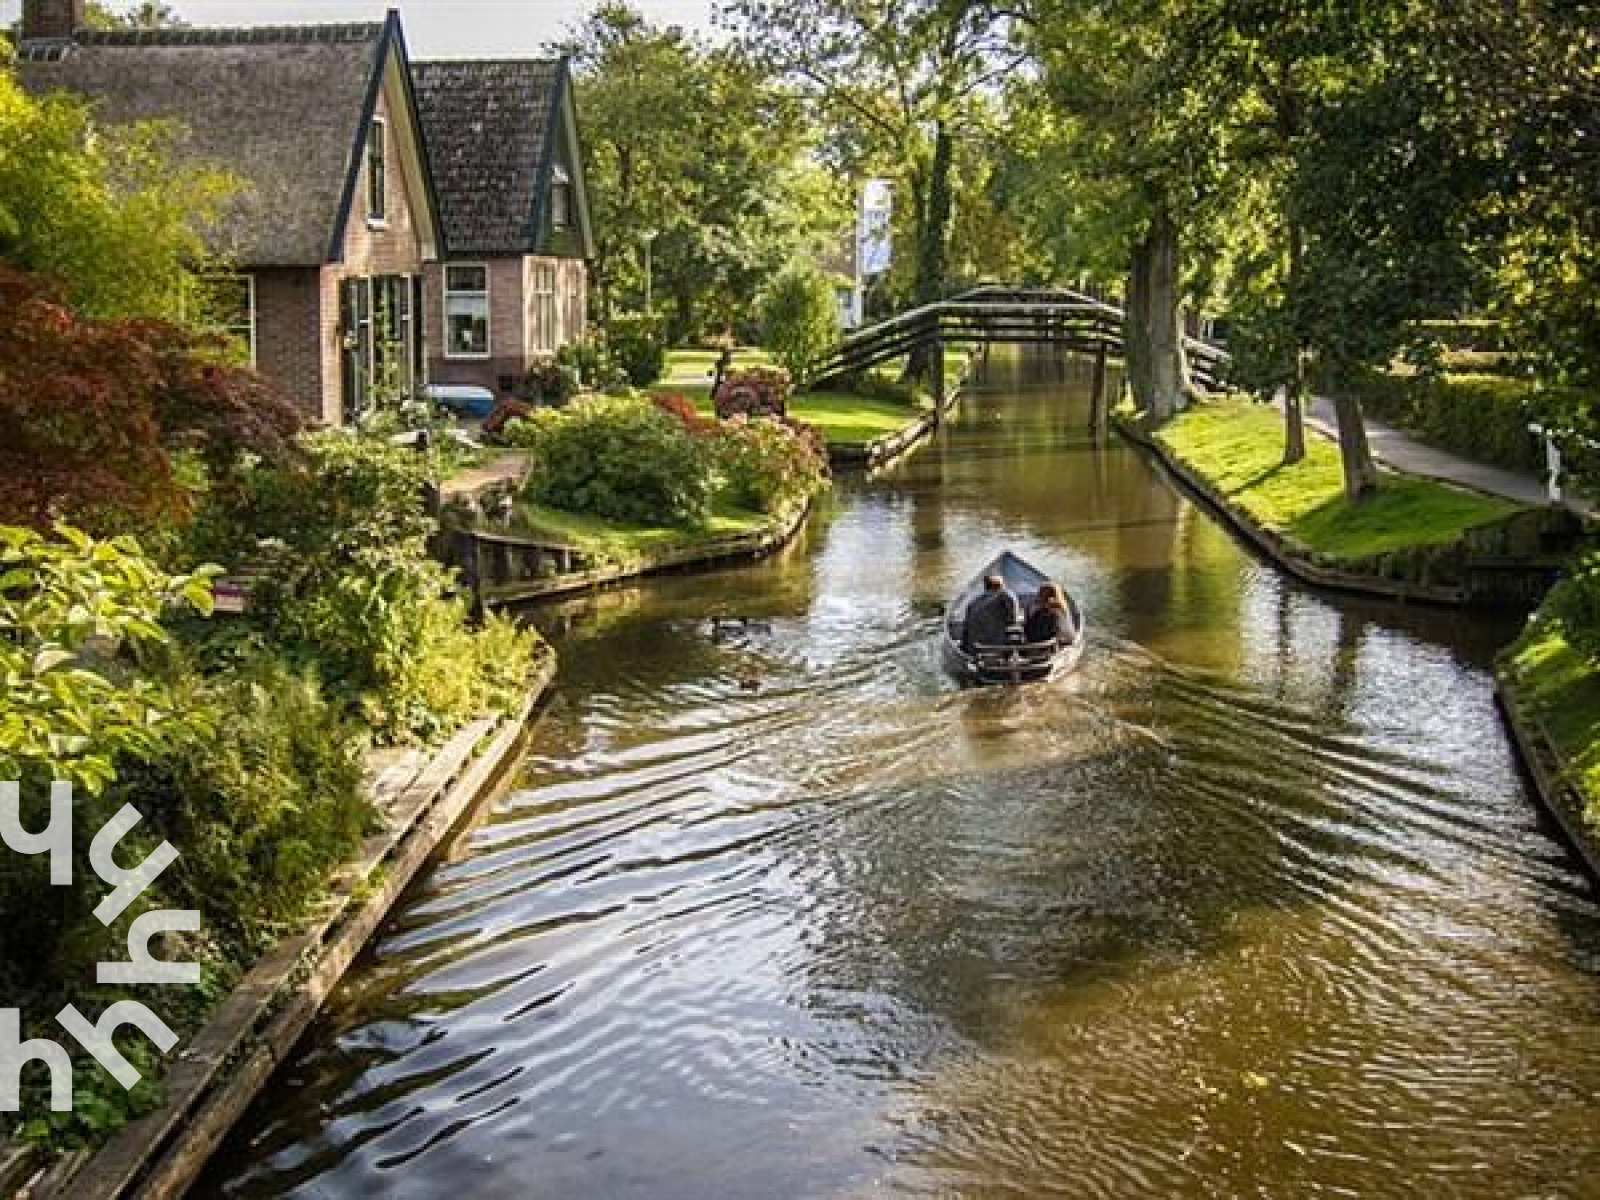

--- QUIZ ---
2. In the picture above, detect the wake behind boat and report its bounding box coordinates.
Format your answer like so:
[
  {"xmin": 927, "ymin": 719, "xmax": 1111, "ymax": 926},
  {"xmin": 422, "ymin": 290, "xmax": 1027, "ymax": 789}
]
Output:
[{"xmin": 942, "ymin": 551, "xmax": 1086, "ymax": 684}]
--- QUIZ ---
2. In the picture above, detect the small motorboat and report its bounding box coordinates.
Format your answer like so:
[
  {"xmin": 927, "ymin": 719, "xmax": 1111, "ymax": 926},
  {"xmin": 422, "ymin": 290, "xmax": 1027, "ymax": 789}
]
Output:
[{"xmin": 942, "ymin": 551, "xmax": 1086, "ymax": 684}]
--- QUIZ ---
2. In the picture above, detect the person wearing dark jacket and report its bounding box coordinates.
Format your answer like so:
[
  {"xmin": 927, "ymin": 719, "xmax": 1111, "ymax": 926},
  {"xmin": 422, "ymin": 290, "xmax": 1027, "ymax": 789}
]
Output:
[
  {"xmin": 1024, "ymin": 581, "xmax": 1074, "ymax": 644},
  {"xmin": 963, "ymin": 574, "xmax": 1022, "ymax": 648}
]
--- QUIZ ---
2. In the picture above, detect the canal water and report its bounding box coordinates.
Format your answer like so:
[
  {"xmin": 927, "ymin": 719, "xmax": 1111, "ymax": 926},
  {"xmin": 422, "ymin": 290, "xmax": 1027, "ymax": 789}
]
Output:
[{"xmin": 202, "ymin": 357, "xmax": 1600, "ymax": 1198}]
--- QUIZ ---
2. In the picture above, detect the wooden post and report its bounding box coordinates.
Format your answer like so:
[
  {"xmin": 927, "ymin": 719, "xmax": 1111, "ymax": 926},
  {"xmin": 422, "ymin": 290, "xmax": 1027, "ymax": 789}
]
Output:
[
  {"xmin": 1089, "ymin": 339, "xmax": 1109, "ymax": 440},
  {"xmin": 930, "ymin": 336, "xmax": 947, "ymax": 426}
]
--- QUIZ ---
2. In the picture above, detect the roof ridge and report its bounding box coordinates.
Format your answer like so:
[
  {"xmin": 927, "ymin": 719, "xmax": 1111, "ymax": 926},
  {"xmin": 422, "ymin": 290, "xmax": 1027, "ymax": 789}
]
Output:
[
  {"xmin": 71, "ymin": 23, "xmax": 385, "ymax": 48},
  {"xmin": 414, "ymin": 56, "xmax": 563, "ymax": 68}
]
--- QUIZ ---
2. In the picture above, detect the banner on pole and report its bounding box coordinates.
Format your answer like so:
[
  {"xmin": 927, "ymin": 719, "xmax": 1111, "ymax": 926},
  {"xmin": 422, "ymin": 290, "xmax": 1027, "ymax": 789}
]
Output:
[{"xmin": 858, "ymin": 179, "xmax": 893, "ymax": 277}]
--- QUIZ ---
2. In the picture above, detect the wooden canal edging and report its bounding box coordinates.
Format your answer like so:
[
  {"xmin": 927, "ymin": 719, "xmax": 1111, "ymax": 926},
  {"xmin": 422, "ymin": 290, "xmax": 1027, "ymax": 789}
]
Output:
[
  {"xmin": 465, "ymin": 497, "xmax": 812, "ymax": 609},
  {"xmin": 1495, "ymin": 665, "xmax": 1600, "ymax": 883},
  {"xmin": 826, "ymin": 351, "xmax": 973, "ymax": 472},
  {"xmin": 11, "ymin": 659, "xmax": 557, "ymax": 1200},
  {"xmin": 1115, "ymin": 414, "xmax": 1580, "ymax": 608}
]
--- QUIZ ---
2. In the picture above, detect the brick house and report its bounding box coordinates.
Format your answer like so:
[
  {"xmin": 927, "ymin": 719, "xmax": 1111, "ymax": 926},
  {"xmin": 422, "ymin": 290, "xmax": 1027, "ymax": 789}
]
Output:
[
  {"xmin": 14, "ymin": 1, "xmax": 443, "ymax": 426},
  {"xmin": 412, "ymin": 58, "xmax": 595, "ymax": 393}
]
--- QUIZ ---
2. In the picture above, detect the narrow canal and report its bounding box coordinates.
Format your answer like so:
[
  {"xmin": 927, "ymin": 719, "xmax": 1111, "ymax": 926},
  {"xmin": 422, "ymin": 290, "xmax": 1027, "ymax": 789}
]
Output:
[{"xmin": 203, "ymin": 356, "xmax": 1600, "ymax": 1198}]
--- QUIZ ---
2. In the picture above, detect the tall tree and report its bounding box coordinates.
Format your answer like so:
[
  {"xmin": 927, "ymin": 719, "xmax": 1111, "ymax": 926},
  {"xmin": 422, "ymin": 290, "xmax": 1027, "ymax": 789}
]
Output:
[
  {"xmin": 559, "ymin": 3, "xmax": 844, "ymax": 341},
  {"xmin": 0, "ymin": 56, "xmax": 232, "ymax": 321},
  {"xmin": 1025, "ymin": 0, "xmax": 1237, "ymax": 421},
  {"xmin": 726, "ymin": 0, "xmax": 1024, "ymax": 368}
]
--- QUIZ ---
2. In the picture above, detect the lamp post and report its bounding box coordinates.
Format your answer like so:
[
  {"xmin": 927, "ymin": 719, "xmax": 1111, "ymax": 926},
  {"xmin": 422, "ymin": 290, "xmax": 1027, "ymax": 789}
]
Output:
[{"xmin": 640, "ymin": 229, "xmax": 658, "ymax": 315}]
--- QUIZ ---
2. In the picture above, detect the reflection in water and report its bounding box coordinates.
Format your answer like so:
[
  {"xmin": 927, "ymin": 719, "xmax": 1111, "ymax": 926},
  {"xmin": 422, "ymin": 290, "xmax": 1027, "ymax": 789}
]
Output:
[{"xmin": 201, "ymin": 354, "xmax": 1600, "ymax": 1199}]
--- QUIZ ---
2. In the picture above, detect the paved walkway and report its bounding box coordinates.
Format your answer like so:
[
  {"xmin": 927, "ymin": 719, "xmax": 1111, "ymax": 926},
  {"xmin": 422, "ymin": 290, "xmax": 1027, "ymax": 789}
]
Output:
[
  {"xmin": 441, "ymin": 453, "xmax": 531, "ymax": 501},
  {"xmin": 1305, "ymin": 396, "xmax": 1594, "ymax": 517}
]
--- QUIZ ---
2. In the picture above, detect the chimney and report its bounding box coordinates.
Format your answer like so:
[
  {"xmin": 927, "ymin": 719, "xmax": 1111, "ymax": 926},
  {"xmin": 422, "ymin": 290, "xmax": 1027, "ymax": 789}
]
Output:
[{"xmin": 21, "ymin": 0, "xmax": 87, "ymax": 40}]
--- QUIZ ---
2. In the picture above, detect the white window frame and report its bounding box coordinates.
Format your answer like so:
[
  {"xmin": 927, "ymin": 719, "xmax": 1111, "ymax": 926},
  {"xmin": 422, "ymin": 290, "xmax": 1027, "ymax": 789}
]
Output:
[
  {"xmin": 366, "ymin": 117, "xmax": 387, "ymax": 228},
  {"xmin": 182, "ymin": 273, "xmax": 256, "ymax": 367},
  {"xmin": 444, "ymin": 263, "xmax": 491, "ymax": 360},
  {"xmin": 531, "ymin": 260, "xmax": 556, "ymax": 353},
  {"xmin": 551, "ymin": 164, "xmax": 571, "ymax": 232},
  {"xmin": 234, "ymin": 274, "xmax": 257, "ymax": 368}
]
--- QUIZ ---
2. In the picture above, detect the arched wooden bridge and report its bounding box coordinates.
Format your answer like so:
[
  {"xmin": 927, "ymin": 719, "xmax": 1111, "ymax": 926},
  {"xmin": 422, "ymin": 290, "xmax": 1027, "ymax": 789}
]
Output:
[{"xmin": 808, "ymin": 285, "xmax": 1229, "ymax": 411}]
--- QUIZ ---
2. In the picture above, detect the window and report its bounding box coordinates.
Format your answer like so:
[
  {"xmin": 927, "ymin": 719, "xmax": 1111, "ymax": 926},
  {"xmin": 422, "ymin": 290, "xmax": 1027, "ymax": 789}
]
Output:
[
  {"xmin": 551, "ymin": 164, "xmax": 572, "ymax": 231},
  {"xmin": 530, "ymin": 261, "xmax": 556, "ymax": 353},
  {"xmin": 445, "ymin": 264, "xmax": 490, "ymax": 358},
  {"xmin": 184, "ymin": 274, "xmax": 255, "ymax": 367},
  {"xmin": 367, "ymin": 118, "xmax": 387, "ymax": 225}
]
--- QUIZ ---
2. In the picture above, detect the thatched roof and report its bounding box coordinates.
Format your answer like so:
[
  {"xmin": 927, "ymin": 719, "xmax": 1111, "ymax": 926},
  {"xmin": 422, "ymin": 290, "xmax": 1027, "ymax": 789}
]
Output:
[
  {"xmin": 411, "ymin": 58, "xmax": 561, "ymax": 256},
  {"xmin": 16, "ymin": 22, "xmax": 388, "ymax": 266}
]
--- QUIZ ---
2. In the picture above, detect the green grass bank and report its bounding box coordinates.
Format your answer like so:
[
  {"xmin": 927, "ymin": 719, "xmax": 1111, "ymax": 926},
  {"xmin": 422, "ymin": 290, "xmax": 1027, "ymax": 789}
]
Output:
[{"xmin": 1154, "ymin": 397, "xmax": 1523, "ymax": 560}]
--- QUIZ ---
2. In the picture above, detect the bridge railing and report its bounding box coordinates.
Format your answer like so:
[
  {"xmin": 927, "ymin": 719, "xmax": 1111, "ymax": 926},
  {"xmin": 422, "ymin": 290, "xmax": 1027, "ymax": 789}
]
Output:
[{"xmin": 806, "ymin": 288, "xmax": 1230, "ymax": 393}]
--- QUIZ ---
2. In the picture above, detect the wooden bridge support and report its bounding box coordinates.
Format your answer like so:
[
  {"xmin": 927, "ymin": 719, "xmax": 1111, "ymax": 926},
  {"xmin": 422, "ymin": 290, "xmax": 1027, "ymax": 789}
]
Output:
[
  {"xmin": 930, "ymin": 337, "xmax": 947, "ymax": 425},
  {"xmin": 1088, "ymin": 340, "xmax": 1110, "ymax": 442}
]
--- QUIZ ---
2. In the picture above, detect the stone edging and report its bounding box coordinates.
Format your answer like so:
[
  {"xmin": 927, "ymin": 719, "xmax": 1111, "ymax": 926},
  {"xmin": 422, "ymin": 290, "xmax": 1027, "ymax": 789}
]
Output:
[
  {"xmin": 1495, "ymin": 666, "xmax": 1600, "ymax": 882},
  {"xmin": 1114, "ymin": 414, "xmax": 1472, "ymax": 605},
  {"xmin": 16, "ymin": 659, "xmax": 556, "ymax": 1200},
  {"xmin": 479, "ymin": 498, "xmax": 811, "ymax": 607}
]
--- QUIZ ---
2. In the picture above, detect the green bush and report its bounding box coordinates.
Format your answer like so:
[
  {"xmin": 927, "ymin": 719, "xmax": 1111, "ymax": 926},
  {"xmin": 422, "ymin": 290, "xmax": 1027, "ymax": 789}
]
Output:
[
  {"xmin": 506, "ymin": 396, "xmax": 711, "ymax": 525},
  {"xmin": 523, "ymin": 355, "xmax": 582, "ymax": 405},
  {"xmin": 1335, "ymin": 369, "xmax": 1544, "ymax": 473},
  {"xmin": 605, "ymin": 315, "xmax": 667, "ymax": 386},
  {"xmin": 556, "ymin": 333, "xmax": 628, "ymax": 391},
  {"xmin": 1549, "ymin": 552, "xmax": 1600, "ymax": 666},
  {"xmin": 187, "ymin": 432, "xmax": 544, "ymax": 743},
  {"xmin": 712, "ymin": 417, "xmax": 829, "ymax": 514},
  {"xmin": 758, "ymin": 262, "xmax": 841, "ymax": 385},
  {"xmin": 119, "ymin": 654, "xmax": 370, "ymax": 956}
]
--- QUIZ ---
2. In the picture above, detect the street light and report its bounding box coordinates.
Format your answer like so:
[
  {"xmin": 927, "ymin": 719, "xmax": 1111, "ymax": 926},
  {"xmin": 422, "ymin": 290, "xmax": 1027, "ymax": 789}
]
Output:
[{"xmin": 640, "ymin": 229, "xmax": 658, "ymax": 315}]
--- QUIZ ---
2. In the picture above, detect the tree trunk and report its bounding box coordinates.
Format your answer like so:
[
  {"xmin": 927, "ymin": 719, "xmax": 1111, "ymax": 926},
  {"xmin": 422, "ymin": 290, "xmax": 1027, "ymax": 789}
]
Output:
[
  {"xmin": 1282, "ymin": 214, "xmax": 1307, "ymax": 465},
  {"xmin": 1282, "ymin": 374, "xmax": 1308, "ymax": 465},
  {"xmin": 905, "ymin": 118, "xmax": 954, "ymax": 383},
  {"xmin": 1124, "ymin": 205, "xmax": 1190, "ymax": 423},
  {"xmin": 1331, "ymin": 391, "xmax": 1379, "ymax": 499}
]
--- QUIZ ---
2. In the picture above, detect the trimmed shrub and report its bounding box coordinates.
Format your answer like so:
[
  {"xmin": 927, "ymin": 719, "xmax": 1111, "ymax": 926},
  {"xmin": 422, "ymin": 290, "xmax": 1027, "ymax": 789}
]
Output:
[
  {"xmin": 606, "ymin": 315, "xmax": 667, "ymax": 386},
  {"xmin": 758, "ymin": 262, "xmax": 841, "ymax": 384},
  {"xmin": 712, "ymin": 417, "xmax": 829, "ymax": 515},
  {"xmin": 715, "ymin": 366, "xmax": 793, "ymax": 420},
  {"xmin": 1334, "ymin": 369, "xmax": 1545, "ymax": 473},
  {"xmin": 506, "ymin": 396, "xmax": 711, "ymax": 525}
]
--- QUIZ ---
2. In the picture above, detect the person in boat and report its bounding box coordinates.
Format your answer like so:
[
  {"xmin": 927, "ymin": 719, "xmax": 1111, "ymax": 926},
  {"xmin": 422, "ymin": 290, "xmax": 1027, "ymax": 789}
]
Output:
[
  {"xmin": 962, "ymin": 573, "xmax": 1022, "ymax": 648},
  {"xmin": 1025, "ymin": 582, "xmax": 1074, "ymax": 645}
]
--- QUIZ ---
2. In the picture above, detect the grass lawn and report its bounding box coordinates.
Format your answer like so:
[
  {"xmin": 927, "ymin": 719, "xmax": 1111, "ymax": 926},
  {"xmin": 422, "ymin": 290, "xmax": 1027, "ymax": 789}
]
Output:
[
  {"xmin": 1505, "ymin": 618, "xmax": 1600, "ymax": 831},
  {"xmin": 661, "ymin": 346, "xmax": 774, "ymax": 381},
  {"xmin": 1155, "ymin": 396, "xmax": 1524, "ymax": 560},
  {"xmin": 514, "ymin": 498, "xmax": 773, "ymax": 565},
  {"xmin": 790, "ymin": 390, "xmax": 928, "ymax": 447}
]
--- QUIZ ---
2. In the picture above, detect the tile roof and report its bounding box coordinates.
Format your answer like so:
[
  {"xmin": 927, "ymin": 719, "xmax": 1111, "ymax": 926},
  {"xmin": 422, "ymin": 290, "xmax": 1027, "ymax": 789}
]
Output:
[
  {"xmin": 16, "ymin": 23, "xmax": 387, "ymax": 266},
  {"xmin": 412, "ymin": 58, "xmax": 561, "ymax": 256}
]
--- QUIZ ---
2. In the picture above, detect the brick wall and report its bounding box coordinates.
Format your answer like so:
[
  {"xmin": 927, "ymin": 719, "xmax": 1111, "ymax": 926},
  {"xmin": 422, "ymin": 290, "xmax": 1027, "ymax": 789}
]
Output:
[
  {"xmin": 425, "ymin": 256, "xmax": 528, "ymax": 391},
  {"xmin": 252, "ymin": 267, "xmax": 325, "ymax": 422},
  {"xmin": 319, "ymin": 66, "xmax": 428, "ymax": 421}
]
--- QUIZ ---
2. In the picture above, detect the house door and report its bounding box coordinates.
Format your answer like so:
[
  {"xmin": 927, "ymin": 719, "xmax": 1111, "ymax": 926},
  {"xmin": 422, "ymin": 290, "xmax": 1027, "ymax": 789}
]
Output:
[{"xmin": 340, "ymin": 277, "xmax": 372, "ymax": 425}]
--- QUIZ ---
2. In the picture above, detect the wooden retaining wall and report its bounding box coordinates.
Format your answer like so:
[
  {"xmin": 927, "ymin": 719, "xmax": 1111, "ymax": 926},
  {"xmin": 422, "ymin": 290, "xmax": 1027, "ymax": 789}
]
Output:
[{"xmin": 10, "ymin": 660, "xmax": 557, "ymax": 1200}]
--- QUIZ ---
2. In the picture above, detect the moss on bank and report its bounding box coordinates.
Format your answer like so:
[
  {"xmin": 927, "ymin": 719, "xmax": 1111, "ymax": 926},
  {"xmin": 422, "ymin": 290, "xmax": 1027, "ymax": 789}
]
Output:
[
  {"xmin": 1504, "ymin": 608, "xmax": 1600, "ymax": 832},
  {"xmin": 1154, "ymin": 397, "xmax": 1524, "ymax": 560}
]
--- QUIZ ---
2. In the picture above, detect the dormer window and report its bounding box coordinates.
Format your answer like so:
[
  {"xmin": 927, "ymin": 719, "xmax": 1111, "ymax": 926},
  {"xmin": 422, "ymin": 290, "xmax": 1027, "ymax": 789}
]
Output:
[
  {"xmin": 367, "ymin": 118, "xmax": 387, "ymax": 226},
  {"xmin": 551, "ymin": 164, "xmax": 571, "ymax": 231}
]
